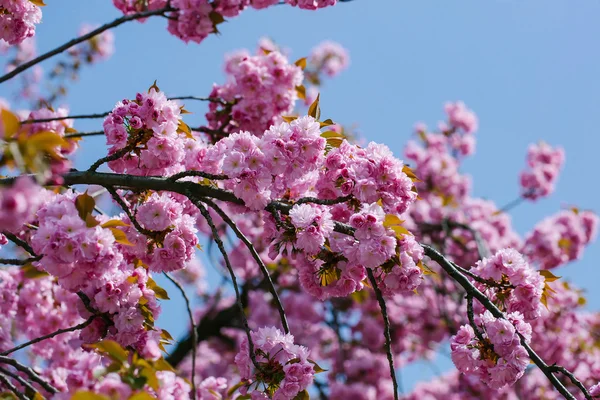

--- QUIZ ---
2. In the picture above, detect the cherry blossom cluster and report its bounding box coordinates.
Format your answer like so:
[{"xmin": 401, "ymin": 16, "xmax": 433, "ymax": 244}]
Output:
[
  {"xmin": 68, "ymin": 23, "xmax": 115, "ymax": 64},
  {"xmin": 287, "ymin": 203, "xmax": 334, "ymax": 255},
  {"xmin": 114, "ymin": 0, "xmax": 337, "ymax": 44},
  {"xmin": 29, "ymin": 192, "xmax": 165, "ymax": 358},
  {"xmin": 319, "ymin": 141, "xmax": 417, "ymax": 215},
  {"xmin": 120, "ymin": 192, "xmax": 199, "ymax": 273},
  {"xmin": 0, "ymin": 0, "xmax": 42, "ymax": 45},
  {"xmin": 451, "ymin": 311, "xmax": 531, "ymax": 390},
  {"xmin": 309, "ymin": 40, "xmax": 350, "ymax": 78},
  {"xmin": 520, "ymin": 142, "xmax": 564, "ymax": 200},
  {"xmin": 470, "ymin": 248, "xmax": 545, "ymax": 321},
  {"xmin": 523, "ymin": 208, "xmax": 599, "ymax": 270},
  {"xmin": 204, "ymin": 116, "xmax": 325, "ymax": 209},
  {"xmin": 0, "ymin": 176, "xmax": 43, "ymax": 232},
  {"xmin": 234, "ymin": 326, "xmax": 315, "ymax": 400},
  {"xmin": 205, "ymin": 49, "xmax": 303, "ymax": 136},
  {"xmin": 0, "ymin": 267, "xmax": 104, "ymax": 395},
  {"xmin": 104, "ymin": 87, "xmax": 187, "ymax": 175}
]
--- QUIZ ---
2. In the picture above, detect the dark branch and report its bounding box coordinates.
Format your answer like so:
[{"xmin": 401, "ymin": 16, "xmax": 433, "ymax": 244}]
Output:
[
  {"xmin": 422, "ymin": 244, "xmax": 580, "ymax": 400},
  {"xmin": 188, "ymin": 195, "xmax": 263, "ymax": 372},
  {"xmin": 202, "ymin": 198, "xmax": 290, "ymax": 334},
  {"xmin": 0, "ymin": 355, "xmax": 58, "ymax": 394},
  {"xmin": 0, "ymin": 372, "xmax": 27, "ymax": 400},
  {"xmin": 0, "ymin": 366, "xmax": 39, "ymax": 397},
  {"xmin": 164, "ymin": 273, "xmax": 197, "ymax": 400},
  {"xmin": 2, "ymin": 232, "xmax": 36, "ymax": 256},
  {"xmin": 1, "ymin": 316, "xmax": 96, "ymax": 356},
  {"xmin": 366, "ymin": 269, "xmax": 399, "ymax": 400},
  {"xmin": 0, "ymin": 7, "xmax": 174, "ymax": 84}
]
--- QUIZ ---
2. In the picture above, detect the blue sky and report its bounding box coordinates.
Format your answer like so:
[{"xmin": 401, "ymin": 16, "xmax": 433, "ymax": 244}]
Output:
[{"xmin": 2, "ymin": 0, "xmax": 599, "ymax": 391}]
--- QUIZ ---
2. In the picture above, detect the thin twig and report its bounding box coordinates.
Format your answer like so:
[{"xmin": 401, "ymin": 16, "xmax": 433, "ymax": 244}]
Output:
[
  {"xmin": 64, "ymin": 131, "xmax": 105, "ymax": 139},
  {"xmin": 0, "ymin": 366, "xmax": 39, "ymax": 397},
  {"xmin": 1, "ymin": 316, "xmax": 96, "ymax": 356},
  {"xmin": 21, "ymin": 113, "xmax": 109, "ymax": 125},
  {"xmin": 202, "ymin": 198, "xmax": 290, "ymax": 334},
  {"xmin": 104, "ymin": 186, "xmax": 155, "ymax": 236},
  {"xmin": 164, "ymin": 273, "xmax": 197, "ymax": 400},
  {"xmin": 366, "ymin": 269, "xmax": 399, "ymax": 400},
  {"xmin": 547, "ymin": 365, "xmax": 593, "ymax": 400},
  {"xmin": 0, "ymin": 356, "xmax": 58, "ymax": 394},
  {"xmin": 88, "ymin": 141, "xmax": 138, "ymax": 172},
  {"xmin": 0, "ymin": 372, "xmax": 27, "ymax": 400},
  {"xmin": 2, "ymin": 232, "xmax": 36, "ymax": 256},
  {"xmin": 168, "ymin": 96, "xmax": 226, "ymax": 105},
  {"xmin": 0, "ymin": 7, "xmax": 174, "ymax": 84},
  {"xmin": 188, "ymin": 194, "xmax": 263, "ymax": 372},
  {"xmin": 466, "ymin": 295, "xmax": 486, "ymax": 343}
]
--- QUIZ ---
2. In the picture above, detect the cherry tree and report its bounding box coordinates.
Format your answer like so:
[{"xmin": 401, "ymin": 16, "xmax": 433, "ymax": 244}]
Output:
[{"xmin": 0, "ymin": 1, "xmax": 598, "ymax": 399}]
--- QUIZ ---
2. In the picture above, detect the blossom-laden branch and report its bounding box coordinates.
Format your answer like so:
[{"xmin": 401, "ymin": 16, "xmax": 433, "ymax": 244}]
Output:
[
  {"xmin": 0, "ymin": 7, "xmax": 174, "ymax": 84},
  {"xmin": 422, "ymin": 244, "xmax": 591, "ymax": 400}
]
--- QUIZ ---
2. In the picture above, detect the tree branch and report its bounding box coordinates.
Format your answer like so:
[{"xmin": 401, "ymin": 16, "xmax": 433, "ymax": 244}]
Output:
[
  {"xmin": 0, "ymin": 7, "xmax": 174, "ymax": 84},
  {"xmin": 1, "ymin": 316, "xmax": 96, "ymax": 356},
  {"xmin": 0, "ymin": 371, "xmax": 27, "ymax": 400},
  {"xmin": 201, "ymin": 198, "xmax": 290, "ymax": 334},
  {"xmin": 0, "ymin": 366, "xmax": 39, "ymax": 398},
  {"xmin": 164, "ymin": 273, "xmax": 197, "ymax": 400},
  {"xmin": 422, "ymin": 244, "xmax": 581, "ymax": 400},
  {"xmin": 187, "ymin": 194, "xmax": 263, "ymax": 372},
  {"xmin": 0, "ymin": 356, "xmax": 58, "ymax": 394},
  {"xmin": 366, "ymin": 268, "xmax": 399, "ymax": 400}
]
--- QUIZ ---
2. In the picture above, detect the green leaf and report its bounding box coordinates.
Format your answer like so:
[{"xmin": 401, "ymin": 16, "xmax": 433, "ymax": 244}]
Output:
[
  {"xmin": 383, "ymin": 214, "xmax": 404, "ymax": 228},
  {"xmin": 147, "ymin": 277, "xmax": 170, "ymax": 300},
  {"xmin": 21, "ymin": 264, "xmax": 49, "ymax": 279},
  {"xmin": 307, "ymin": 359, "xmax": 328, "ymax": 373},
  {"xmin": 282, "ymin": 115, "xmax": 298, "ymax": 123},
  {"xmin": 539, "ymin": 270, "xmax": 561, "ymax": 283},
  {"xmin": 294, "ymin": 57, "xmax": 307, "ymax": 70},
  {"xmin": 326, "ymin": 137, "xmax": 343, "ymax": 148},
  {"xmin": 88, "ymin": 340, "xmax": 129, "ymax": 363},
  {"xmin": 293, "ymin": 390, "xmax": 310, "ymax": 400},
  {"xmin": 321, "ymin": 131, "xmax": 343, "ymax": 139},
  {"xmin": 153, "ymin": 357, "xmax": 175, "ymax": 372},
  {"xmin": 177, "ymin": 120, "xmax": 194, "ymax": 139},
  {"xmin": 100, "ymin": 220, "xmax": 130, "ymax": 228},
  {"xmin": 227, "ymin": 380, "xmax": 246, "ymax": 396},
  {"xmin": 28, "ymin": 0, "xmax": 47, "ymax": 6},
  {"xmin": 148, "ymin": 80, "xmax": 160, "ymax": 93},
  {"xmin": 71, "ymin": 391, "xmax": 109, "ymax": 400},
  {"xmin": 402, "ymin": 165, "xmax": 420, "ymax": 182},
  {"xmin": 296, "ymin": 85, "xmax": 306, "ymax": 100},
  {"xmin": 307, "ymin": 93, "xmax": 321, "ymax": 120},
  {"xmin": 128, "ymin": 393, "xmax": 155, "ymax": 400},
  {"xmin": 75, "ymin": 192, "xmax": 96, "ymax": 222},
  {"xmin": 109, "ymin": 228, "xmax": 134, "ymax": 246},
  {"xmin": 1, "ymin": 109, "xmax": 20, "ymax": 138},
  {"xmin": 319, "ymin": 118, "xmax": 335, "ymax": 128}
]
